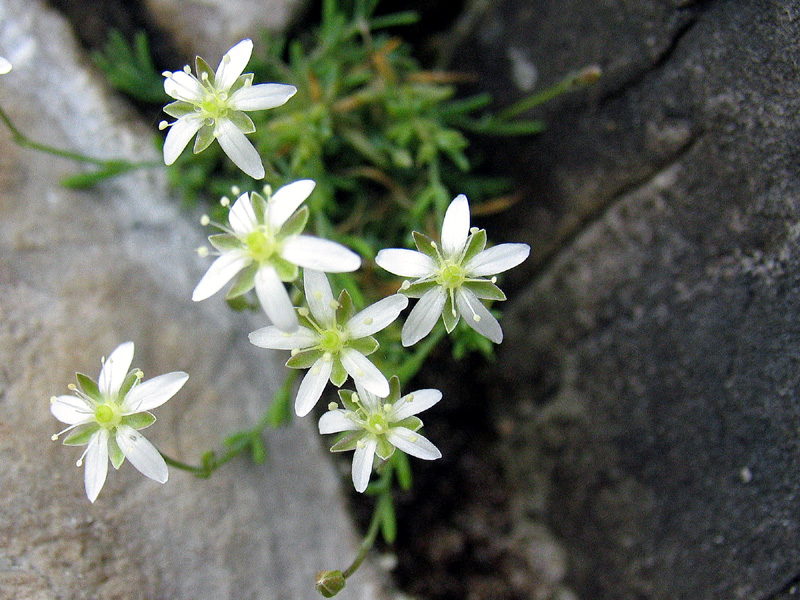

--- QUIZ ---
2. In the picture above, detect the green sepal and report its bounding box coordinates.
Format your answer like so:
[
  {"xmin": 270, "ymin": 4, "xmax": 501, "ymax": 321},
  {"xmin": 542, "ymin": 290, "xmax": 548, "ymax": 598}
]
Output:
[
  {"xmin": 462, "ymin": 228, "xmax": 487, "ymax": 264},
  {"xmin": 330, "ymin": 358, "xmax": 348, "ymax": 387},
  {"xmin": 63, "ymin": 423, "xmax": 100, "ymax": 446},
  {"xmin": 403, "ymin": 280, "xmax": 438, "ymax": 299},
  {"xmin": 286, "ymin": 350, "xmax": 323, "ymax": 370},
  {"xmin": 208, "ymin": 233, "xmax": 241, "ymax": 252},
  {"xmin": 163, "ymin": 100, "xmax": 196, "ymax": 118},
  {"xmin": 330, "ymin": 430, "xmax": 366, "ymax": 452},
  {"xmin": 228, "ymin": 110, "xmax": 256, "ymax": 134},
  {"xmin": 336, "ymin": 289, "xmax": 355, "ymax": 324},
  {"xmin": 273, "ymin": 256, "xmax": 299, "ymax": 282},
  {"xmin": 195, "ymin": 56, "xmax": 215, "ymax": 81},
  {"xmin": 123, "ymin": 411, "xmax": 156, "ymax": 430},
  {"xmin": 228, "ymin": 73, "xmax": 253, "ymax": 95},
  {"xmin": 193, "ymin": 124, "xmax": 216, "ymax": 154},
  {"xmin": 279, "ymin": 205, "xmax": 309, "ymax": 238},
  {"xmin": 109, "ymin": 435, "xmax": 125, "ymax": 469},
  {"xmin": 226, "ymin": 262, "xmax": 258, "ymax": 299},
  {"xmin": 250, "ymin": 191, "xmax": 267, "ymax": 223},
  {"xmin": 413, "ymin": 231, "xmax": 439, "ymax": 260},
  {"xmin": 465, "ymin": 280, "xmax": 506, "ymax": 301},
  {"xmin": 349, "ymin": 336, "xmax": 378, "ymax": 356},
  {"xmin": 76, "ymin": 373, "xmax": 101, "ymax": 402},
  {"xmin": 339, "ymin": 389, "xmax": 359, "ymax": 411},
  {"xmin": 396, "ymin": 416, "xmax": 423, "ymax": 432},
  {"xmin": 442, "ymin": 294, "xmax": 459, "ymax": 333},
  {"xmin": 375, "ymin": 436, "xmax": 396, "ymax": 461},
  {"xmin": 387, "ymin": 375, "xmax": 402, "ymax": 403}
]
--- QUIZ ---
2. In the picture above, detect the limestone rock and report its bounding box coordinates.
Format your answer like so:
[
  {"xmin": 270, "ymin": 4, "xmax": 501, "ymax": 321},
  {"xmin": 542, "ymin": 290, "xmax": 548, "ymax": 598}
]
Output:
[
  {"xmin": 459, "ymin": 0, "xmax": 800, "ymax": 599},
  {"xmin": 0, "ymin": 0, "xmax": 384, "ymax": 598}
]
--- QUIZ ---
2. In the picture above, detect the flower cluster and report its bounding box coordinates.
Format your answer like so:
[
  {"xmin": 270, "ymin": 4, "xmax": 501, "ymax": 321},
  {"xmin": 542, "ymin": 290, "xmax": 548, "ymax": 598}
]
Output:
[{"xmin": 50, "ymin": 342, "xmax": 188, "ymax": 502}]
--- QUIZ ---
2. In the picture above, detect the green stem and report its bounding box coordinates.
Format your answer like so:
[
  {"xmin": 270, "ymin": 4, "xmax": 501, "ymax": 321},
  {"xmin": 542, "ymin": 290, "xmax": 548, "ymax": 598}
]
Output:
[{"xmin": 341, "ymin": 464, "xmax": 393, "ymax": 579}]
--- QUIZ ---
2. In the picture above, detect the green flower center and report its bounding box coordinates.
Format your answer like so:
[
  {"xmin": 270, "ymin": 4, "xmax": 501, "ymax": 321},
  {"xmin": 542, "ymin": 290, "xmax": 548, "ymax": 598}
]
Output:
[
  {"xmin": 365, "ymin": 412, "xmax": 389, "ymax": 435},
  {"xmin": 199, "ymin": 90, "xmax": 230, "ymax": 120},
  {"xmin": 94, "ymin": 403, "xmax": 121, "ymax": 429},
  {"xmin": 437, "ymin": 262, "xmax": 466, "ymax": 290},
  {"xmin": 319, "ymin": 328, "xmax": 346, "ymax": 354},
  {"xmin": 245, "ymin": 229, "xmax": 277, "ymax": 263}
]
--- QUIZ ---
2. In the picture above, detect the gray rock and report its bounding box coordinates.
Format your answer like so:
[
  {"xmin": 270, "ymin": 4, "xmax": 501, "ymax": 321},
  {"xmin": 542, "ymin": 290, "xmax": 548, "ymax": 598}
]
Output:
[
  {"xmin": 459, "ymin": 0, "xmax": 800, "ymax": 599},
  {"xmin": 0, "ymin": 1, "xmax": 384, "ymax": 598},
  {"xmin": 144, "ymin": 0, "xmax": 308, "ymax": 60}
]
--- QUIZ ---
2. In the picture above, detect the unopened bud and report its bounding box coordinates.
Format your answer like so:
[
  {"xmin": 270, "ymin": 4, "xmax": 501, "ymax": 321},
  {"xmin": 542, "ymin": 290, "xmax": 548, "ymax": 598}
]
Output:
[{"xmin": 315, "ymin": 570, "xmax": 346, "ymax": 598}]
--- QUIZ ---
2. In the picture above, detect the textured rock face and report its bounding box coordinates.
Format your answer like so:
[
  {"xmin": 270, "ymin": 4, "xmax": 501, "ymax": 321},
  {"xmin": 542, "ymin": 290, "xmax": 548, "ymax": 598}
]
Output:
[
  {"xmin": 460, "ymin": 1, "xmax": 800, "ymax": 599},
  {"xmin": 0, "ymin": 1, "xmax": 382, "ymax": 599}
]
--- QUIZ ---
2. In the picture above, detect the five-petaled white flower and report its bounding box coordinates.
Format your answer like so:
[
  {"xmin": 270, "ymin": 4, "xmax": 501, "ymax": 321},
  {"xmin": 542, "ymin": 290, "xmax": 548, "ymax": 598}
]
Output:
[
  {"xmin": 376, "ymin": 194, "xmax": 530, "ymax": 346},
  {"xmin": 50, "ymin": 342, "xmax": 188, "ymax": 503},
  {"xmin": 193, "ymin": 180, "xmax": 361, "ymax": 332},
  {"xmin": 319, "ymin": 376, "xmax": 441, "ymax": 492},
  {"xmin": 0, "ymin": 57, "xmax": 11, "ymax": 75},
  {"xmin": 249, "ymin": 269, "xmax": 408, "ymax": 417},
  {"xmin": 160, "ymin": 38, "xmax": 296, "ymax": 179}
]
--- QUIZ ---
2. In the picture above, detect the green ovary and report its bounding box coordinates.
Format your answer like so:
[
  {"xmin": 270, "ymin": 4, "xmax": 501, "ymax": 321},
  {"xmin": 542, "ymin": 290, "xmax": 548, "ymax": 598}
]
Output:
[
  {"xmin": 437, "ymin": 263, "xmax": 466, "ymax": 290},
  {"xmin": 366, "ymin": 412, "xmax": 389, "ymax": 435},
  {"xmin": 200, "ymin": 91, "xmax": 230, "ymax": 120},
  {"xmin": 245, "ymin": 229, "xmax": 277, "ymax": 262},
  {"xmin": 94, "ymin": 403, "xmax": 121, "ymax": 428},
  {"xmin": 319, "ymin": 329, "xmax": 346, "ymax": 354}
]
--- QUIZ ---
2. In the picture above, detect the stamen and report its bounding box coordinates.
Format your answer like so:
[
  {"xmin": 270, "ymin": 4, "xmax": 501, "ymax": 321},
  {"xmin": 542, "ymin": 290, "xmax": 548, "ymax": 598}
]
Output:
[
  {"xmin": 328, "ymin": 402, "xmax": 338, "ymax": 411},
  {"xmin": 231, "ymin": 186, "xmax": 241, "ymax": 196},
  {"xmin": 197, "ymin": 246, "xmax": 209, "ymax": 257},
  {"xmin": 182, "ymin": 65, "xmax": 191, "ymax": 74},
  {"xmin": 158, "ymin": 120, "xmax": 169, "ymax": 131},
  {"xmin": 298, "ymin": 307, "xmax": 310, "ymax": 317},
  {"xmin": 200, "ymin": 215, "xmax": 210, "ymax": 226},
  {"xmin": 290, "ymin": 348, "xmax": 300, "ymax": 356},
  {"xmin": 400, "ymin": 281, "xmax": 410, "ymax": 291},
  {"xmin": 405, "ymin": 394, "xmax": 414, "ymax": 403},
  {"xmin": 220, "ymin": 196, "xmax": 230, "ymax": 207},
  {"xmin": 76, "ymin": 445, "xmax": 91, "ymax": 467},
  {"xmin": 329, "ymin": 300, "xmax": 340, "ymax": 310}
]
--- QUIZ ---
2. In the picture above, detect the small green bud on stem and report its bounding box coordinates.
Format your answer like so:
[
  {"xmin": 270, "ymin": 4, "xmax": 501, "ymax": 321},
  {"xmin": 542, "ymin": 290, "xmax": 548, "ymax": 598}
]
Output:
[{"xmin": 315, "ymin": 570, "xmax": 346, "ymax": 597}]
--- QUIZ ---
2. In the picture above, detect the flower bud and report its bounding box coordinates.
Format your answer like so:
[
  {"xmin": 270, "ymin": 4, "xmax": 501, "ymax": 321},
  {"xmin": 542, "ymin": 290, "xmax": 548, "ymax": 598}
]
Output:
[{"xmin": 315, "ymin": 570, "xmax": 346, "ymax": 597}]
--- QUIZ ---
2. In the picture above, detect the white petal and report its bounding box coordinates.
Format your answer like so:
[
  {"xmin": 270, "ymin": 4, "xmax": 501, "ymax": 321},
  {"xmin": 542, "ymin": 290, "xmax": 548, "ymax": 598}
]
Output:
[
  {"xmin": 295, "ymin": 358, "xmax": 333, "ymax": 417},
  {"xmin": 375, "ymin": 248, "xmax": 436, "ymax": 277},
  {"xmin": 230, "ymin": 83, "xmax": 297, "ymax": 111},
  {"xmin": 164, "ymin": 70, "xmax": 204, "ymax": 102},
  {"xmin": 464, "ymin": 243, "xmax": 530, "ymax": 277},
  {"xmin": 255, "ymin": 266, "xmax": 298, "ymax": 332},
  {"xmin": 84, "ymin": 429, "xmax": 109, "ymax": 503},
  {"xmin": 340, "ymin": 349, "xmax": 389, "ymax": 398},
  {"xmin": 281, "ymin": 236, "xmax": 361, "ymax": 273},
  {"xmin": 228, "ymin": 192, "xmax": 259, "ymax": 235},
  {"xmin": 346, "ymin": 294, "xmax": 408, "ymax": 338},
  {"xmin": 99, "ymin": 342, "xmax": 135, "ymax": 398},
  {"xmin": 249, "ymin": 325, "xmax": 317, "ymax": 350},
  {"xmin": 0, "ymin": 57, "xmax": 11, "ymax": 75},
  {"xmin": 354, "ymin": 380, "xmax": 381, "ymax": 413},
  {"xmin": 267, "ymin": 179, "xmax": 316, "ymax": 229},
  {"xmin": 389, "ymin": 389, "xmax": 442, "ymax": 421},
  {"xmin": 115, "ymin": 425, "xmax": 168, "ymax": 483},
  {"xmin": 352, "ymin": 437, "xmax": 377, "ymax": 493},
  {"xmin": 303, "ymin": 269, "xmax": 336, "ymax": 326},
  {"xmin": 163, "ymin": 116, "xmax": 203, "ymax": 165},
  {"xmin": 401, "ymin": 287, "xmax": 446, "ymax": 347},
  {"xmin": 123, "ymin": 372, "xmax": 188, "ymax": 413},
  {"xmin": 215, "ymin": 118, "xmax": 265, "ymax": 179},
  {"xmin": 441, "ymin": 194, "xmax": 470, "ymax": 259},
  {"xmin": 192, "ymin": 251, "xmax": 250, "ymax": 301},
  {"xmin": 318, "ymin": 409, "xmax": 359, "ymax": 434},
  {"xmin": 455, "ymin": 287, "xmax": 503, "ymax": 344},
  {"xmin": 387, "ymin": 427, "xmax": 441, "ymax": 460},
  {"xmin": 50, "ymin": 395, "xmax": 92, "ymax": 425},
  {"xmin": 215, "ymin": 39, "xmax": 253, "ymax": 91}
]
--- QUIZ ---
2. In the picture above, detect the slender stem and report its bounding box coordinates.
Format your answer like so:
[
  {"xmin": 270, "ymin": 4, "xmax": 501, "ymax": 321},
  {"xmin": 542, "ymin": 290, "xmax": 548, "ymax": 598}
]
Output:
[
  {"xmin": 161, "ymin": 453, "xmax": 210, "ymax": 476},
  {"xmin": 341, "ymin": 464, "xmax": 394, "ymax": 579},
  {"xmin": 0, "ymin": 104, "xmax": 161, "ymax": 169}
]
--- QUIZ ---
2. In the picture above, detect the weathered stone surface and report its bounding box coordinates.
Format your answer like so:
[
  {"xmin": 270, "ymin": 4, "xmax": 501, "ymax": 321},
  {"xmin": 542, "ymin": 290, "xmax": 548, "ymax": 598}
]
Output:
[
  {"xmin": 0, "ymin": 1, "xmax": 384, "ymax": 598},
  {"xmin": 144, "ymin": 0, "xmax": 308, "ymax": 60},
  {"xmin": 459, "ymin": 1, "xmax": 800, "ymax": 599}
]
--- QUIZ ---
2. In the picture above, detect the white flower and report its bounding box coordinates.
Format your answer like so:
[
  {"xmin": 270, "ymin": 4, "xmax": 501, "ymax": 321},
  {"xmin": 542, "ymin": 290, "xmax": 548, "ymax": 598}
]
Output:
[
  {"xmin": 0, "ymin": 57, "xmax": 11, "ymax": 75},
  {"xmin": 375, "ymin": 194, "xmax": 530, "ymax": 346},
  {"xmin": 50, "ymin": 342, "xmax": 188, "ymax": 503},
  {"xmin": 319, "ymin": 376, "xmax": 442, "ymax": 492},
  {"xmin": 249, "ymin": 269, "xmax": 408, "ymax": 417},
  {"xmin": 193, "ymin": 180, "xmax": 361, "ymax": 332},
  {"xmin": 160, "ymin": 39, "xmax": 296, "ymax": 179}
]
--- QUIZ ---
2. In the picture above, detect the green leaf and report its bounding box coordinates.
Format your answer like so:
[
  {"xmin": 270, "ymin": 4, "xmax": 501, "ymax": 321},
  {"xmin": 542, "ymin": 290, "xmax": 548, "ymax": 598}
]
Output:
[
  {"xmin": 250, "ymin": 435, "xmax": 267, "ymax": 464},
  {"xmin": 76, "ymin": 373, "xmax": 101, "ymax": 402},
  {"xmin": 393, "ymin": 451, "xmax": 413, "ymax": 490},
  {"xmin": 377, "ymin": 492, "xmax": 397, "ymax": 544}
]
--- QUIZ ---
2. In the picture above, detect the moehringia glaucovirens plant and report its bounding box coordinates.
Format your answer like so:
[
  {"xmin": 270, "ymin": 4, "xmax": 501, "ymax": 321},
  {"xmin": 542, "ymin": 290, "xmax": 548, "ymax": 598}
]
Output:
[
  {"xmin": 160, "ymin": 38, "xmax": 296, "ymax": 179},
  {"xmin": 192, "ymin": 179, "xmax": 361, "ymax": 332},
  {"xmin": 249, "ymin": 268, "xmax": 408, "ymax": 417},
  {"xmin": 50, "ymin": 342, "xmax": 188, "ymax": 503},
  {"xmin": 376, "ymin": 194, "xmax": 530, "ymax": 346}
]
